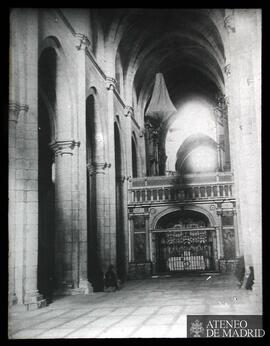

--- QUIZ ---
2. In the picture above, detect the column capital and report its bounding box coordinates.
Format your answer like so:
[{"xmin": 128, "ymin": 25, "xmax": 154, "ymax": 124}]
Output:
[
  {"xmin": 87, "ymin": 161, "xmax": 111, "ymax": 175},
  {"xmin": 214, "ymin": 94, "xmax": 230, "ymax": 120},
  {"xmin": 49, "ymin": 140, "xmax": 80, "ymax": 156},
  {"xmin": 224, "ymin": 13, "xmax": 236, "ymax": 33},
  {"xmin": 139, "ymin": 129, "xmax": 145, "ymax": 137},
  {"xmin": 217, "ymin": 139, "xmax": 225, "ymax": 150},
  {"xmin": 224, "ymin": 64, "xmax": 231, "ymax": 78},
  {"xmin": 216, "ymin": 94, "xmax": 229, "ymax": 110},
  {"xmin": 124, "ymin": 105, "xmax": 134, "ymax": 117},
  {"xmin": 9, "ymin": 102, "xmax": 29, "ymax": 123},
  {"xmin": 106, "ymin": 76, "xmax": 117, "ymax": 91},
  {"xmin": 75, "ymin": 33, "xmax": 91, "ymax": 51}
]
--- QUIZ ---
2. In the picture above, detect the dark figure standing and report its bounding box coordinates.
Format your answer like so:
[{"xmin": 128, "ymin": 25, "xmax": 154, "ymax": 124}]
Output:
[
  {"xmin": 235, "ymin": 256, "xmax": 245, "ymax": 288},
  {"xmin": 92, "ymin": 267, "xmax": 104, "ymax": 292},
  {"xmin": 245, "ymin": 266, "xmax": 255, "ymax": 290},
  {"xmin": 104, "ymin": 265, "xmax": 119, "ymax": 291}
]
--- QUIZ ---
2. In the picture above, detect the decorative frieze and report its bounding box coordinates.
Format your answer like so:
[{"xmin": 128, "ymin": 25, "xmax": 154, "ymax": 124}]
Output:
[
  {"xmin": 87, "ymin": 162, "xmax": 111, "ymax": 175},
  {"xmin": 50, "ymin": 140, "xmax": 80, "ymax": 156}
]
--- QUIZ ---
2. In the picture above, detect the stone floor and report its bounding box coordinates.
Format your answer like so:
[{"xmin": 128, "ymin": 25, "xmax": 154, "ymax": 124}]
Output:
[{"xmin": 8, "ymin": 273, "xmax": 262, "ymax": 339}]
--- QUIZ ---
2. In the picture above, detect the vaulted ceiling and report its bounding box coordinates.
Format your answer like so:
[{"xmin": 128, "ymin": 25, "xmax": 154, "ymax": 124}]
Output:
[{"xmin": 96, "ymin": 8, "xmax": 225, "ymax": 111}]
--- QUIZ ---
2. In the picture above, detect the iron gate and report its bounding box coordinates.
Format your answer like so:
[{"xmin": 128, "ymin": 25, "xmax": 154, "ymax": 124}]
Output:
[{"xmin": 155, "ymin": 229, "xmax": 214, "ymax": 272}]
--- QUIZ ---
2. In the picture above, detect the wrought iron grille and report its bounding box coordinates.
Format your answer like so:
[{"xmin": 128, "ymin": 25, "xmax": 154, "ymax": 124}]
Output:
[{"xmin": 155, "ymin": 229, "xmax": 214, "ymax": 272}]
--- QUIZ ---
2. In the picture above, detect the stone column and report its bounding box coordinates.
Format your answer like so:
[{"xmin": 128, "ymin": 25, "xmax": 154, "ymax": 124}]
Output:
[
  {"xmin": 124, "ymin": 105, "xmax": 134, "ymax": 274},
  {"xmin": 8, "ymin": 103, "xmax": 22, "ymax": 306},
  {"xmin": 214, "ymin": 226, "xmax": 221, "ymax": 261},
  {"xmin": 214, "ymin": 96, "xmax": 226, "ymax": 171},
  {"xmin": 233, "ymin": 210, "xmax": 241, "ymax": 258},
  {"xmin": 105, "ymin": 77, "xmax": 117, "ymax": 270},
  {"xmin": 145, "ymin": 215, "xmax": 150, "ymax": 261},
  {"xmin": 222, "ymin": 94, "xmax": 232, "ymax": 171},
  {"xmin": 88, "ymin": 162, "xmax": 110, "ymax": 271},
  {"xmin": 74, "ymin": 33, "xmax": 91, "ymax": 293},
  {"xmin": 216, "ymin": 210, "xmax": 224, "ymax": 258},
  {"xmin": 50, "ymin": 140, "xmax": 80, "ymax": 291},
  {"xmin": 128, "ymin": 215, "xmax": 135, "ymax": 262},
  {"xmin": 224, "ymin": 9, "xmax": 261, "ymax": 298},
  {"xmin": 23, "ymin": 9, "xmax": 44, "ymax": 307}
]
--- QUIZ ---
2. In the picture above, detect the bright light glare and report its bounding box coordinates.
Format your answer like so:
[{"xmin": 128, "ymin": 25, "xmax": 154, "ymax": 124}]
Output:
[
  {"xmin": 165, "ymin": 99, "xmax": 216, "ymax": 172},
  {"xmin": 184, "ymin": 146, "xmax": 217, "ymax": 173}
]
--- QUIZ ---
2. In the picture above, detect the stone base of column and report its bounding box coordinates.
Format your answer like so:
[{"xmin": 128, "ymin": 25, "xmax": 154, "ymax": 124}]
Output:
[
  {"xmin": 53, "ymin": 287, "xmax": 93, "ymax": 296},
  {"xmin": 24, "ymin": 290, "xmax": 47, "ymax": 311},
  {"xmin": 79, "ymin": 279, "xmax": 93, "ymax": 294},
  {"xmin": 53, "ymin": 280, "xmax": 93, "ymax": 296}
]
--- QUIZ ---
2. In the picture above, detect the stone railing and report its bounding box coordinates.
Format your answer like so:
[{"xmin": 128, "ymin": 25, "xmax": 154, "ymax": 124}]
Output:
[{"xmin": 128, "ymin": 172, "xmax": 234, "ymax": 204}]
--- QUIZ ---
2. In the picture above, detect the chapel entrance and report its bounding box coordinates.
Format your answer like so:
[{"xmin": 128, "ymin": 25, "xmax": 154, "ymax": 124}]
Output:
[{"xmin": 153, "ymin": 210, "xmax": 216, "ymax": 273}]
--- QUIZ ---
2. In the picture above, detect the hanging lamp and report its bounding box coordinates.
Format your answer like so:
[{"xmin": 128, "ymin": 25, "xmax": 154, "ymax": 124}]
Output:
[{"xmin": 145, "ymin": 73, "xmax": 177, "ymax": 124}]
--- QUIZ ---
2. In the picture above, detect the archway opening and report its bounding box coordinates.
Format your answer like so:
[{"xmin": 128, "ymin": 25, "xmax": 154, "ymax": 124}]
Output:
[
  {"xmin": 165, "ymin": 97, "xmax": 217, "ymax": 175},
  {"xmin": 153, "ymin": 210, "xmax": 217, "ymax": 274},
  {"xmin": 37, "ymin": 47, "xmax": 56, "ymax": 300},
  {"xmin": 132, "ymin": 137, "xmax": 138, "ymax": 178},
  {"xmin": 175, "ymin": 133, "xmax": 219, "ymax": 175},
  {"xmin": 114, "ymin": 123, "xmax": 126, "ymax": 281}
]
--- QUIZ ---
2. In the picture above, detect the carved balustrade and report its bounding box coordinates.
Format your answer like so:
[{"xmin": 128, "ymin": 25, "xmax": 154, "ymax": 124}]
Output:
[{"xmin": 128, "ymin": 172, "xmax": 234, "ymax": 204}]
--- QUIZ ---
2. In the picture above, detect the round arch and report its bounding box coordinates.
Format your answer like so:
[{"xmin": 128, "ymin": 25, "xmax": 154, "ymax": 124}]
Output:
[
  {"xmin": 131, "ymin": 132, "xmax": 140, "ymax": 178},
  {"xmin": 175, "ymin": 133, "xmax": 218, "ymax": 173},
  {"xmin": 86, "ymin": 86, "xmax": 107, "ymax": 162},
  {"xmin": 114, "ymin": 117, "xmax": 127, "ymax": 178},
  {"xmin": 151, "ymin": 205, "xmax": 217, "ymax": 230},
  {"xmin": 39, "ymin": 36, "xmax": 76, "ymax": 141}
]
